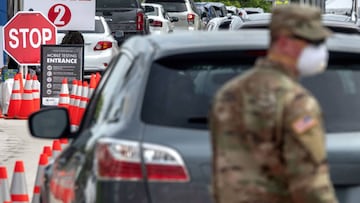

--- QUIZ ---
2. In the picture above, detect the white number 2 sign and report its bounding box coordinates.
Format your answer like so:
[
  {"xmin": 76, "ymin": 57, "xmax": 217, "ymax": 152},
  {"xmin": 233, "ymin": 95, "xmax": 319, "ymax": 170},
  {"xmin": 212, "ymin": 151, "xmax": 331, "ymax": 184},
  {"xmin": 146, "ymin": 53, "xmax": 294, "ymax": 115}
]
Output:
[{"xmin": 48, "ymin": 4, "xmax": 72, "ymax": 27}]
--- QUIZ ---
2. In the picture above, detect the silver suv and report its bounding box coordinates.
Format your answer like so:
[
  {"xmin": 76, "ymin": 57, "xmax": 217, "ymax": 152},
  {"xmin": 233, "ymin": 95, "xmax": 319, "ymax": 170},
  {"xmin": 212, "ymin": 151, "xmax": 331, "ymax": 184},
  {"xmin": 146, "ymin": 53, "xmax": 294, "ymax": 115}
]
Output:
[{"xmin": 144, "ymin": 0, "xmax": 202, "ymax": 31}]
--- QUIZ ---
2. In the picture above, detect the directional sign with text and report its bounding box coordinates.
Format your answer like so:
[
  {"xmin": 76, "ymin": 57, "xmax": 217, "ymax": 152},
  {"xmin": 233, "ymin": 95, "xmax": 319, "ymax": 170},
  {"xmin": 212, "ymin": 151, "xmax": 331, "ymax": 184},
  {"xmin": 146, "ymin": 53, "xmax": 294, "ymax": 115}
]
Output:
[
  {"xmin": 2, "ymin": 12, "xmax": 57, "ymax": 65},
  {"xmin": 23, "ymin": 0, "xmax": 95, "ymax": 31},
  {"xmin": 41, "ymin": 45, "xmax": 84, "ymax": 107}
]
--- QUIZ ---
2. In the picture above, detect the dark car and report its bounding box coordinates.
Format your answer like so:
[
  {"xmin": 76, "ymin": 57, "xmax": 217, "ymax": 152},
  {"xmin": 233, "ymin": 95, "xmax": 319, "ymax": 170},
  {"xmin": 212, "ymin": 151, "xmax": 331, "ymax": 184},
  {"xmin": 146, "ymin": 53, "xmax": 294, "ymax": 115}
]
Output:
[
  {"xmin": 204, "ymin": 2, "xmax": 227, "ymax": 17},
  {"xmin": 195, "ymin": 2, "xmax": 218, "ymax": 25},
  {"xmin": 96, "ymin": 0, "xmax": 150, "ymax": 45},
  {"xmin": 30, "ymin": 30, "xmax": 360, "ymax": 203}
]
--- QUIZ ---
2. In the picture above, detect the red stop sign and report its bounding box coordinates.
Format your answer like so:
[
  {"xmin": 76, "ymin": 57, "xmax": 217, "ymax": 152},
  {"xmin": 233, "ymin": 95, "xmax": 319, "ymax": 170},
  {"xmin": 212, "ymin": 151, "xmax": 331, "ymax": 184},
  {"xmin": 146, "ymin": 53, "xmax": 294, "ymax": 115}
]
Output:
[{"xmin": 2, "ymin": 11, "xmax": 57, "ymax": 65}]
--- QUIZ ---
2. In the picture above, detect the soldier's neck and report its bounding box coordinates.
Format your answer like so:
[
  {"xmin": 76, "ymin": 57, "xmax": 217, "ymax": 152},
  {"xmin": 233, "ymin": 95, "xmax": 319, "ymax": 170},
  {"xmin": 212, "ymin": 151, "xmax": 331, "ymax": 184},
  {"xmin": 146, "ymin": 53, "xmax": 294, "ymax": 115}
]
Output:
[{"xmin": 266, "ymin": 51, "xmax": 299, "ymax": 78}]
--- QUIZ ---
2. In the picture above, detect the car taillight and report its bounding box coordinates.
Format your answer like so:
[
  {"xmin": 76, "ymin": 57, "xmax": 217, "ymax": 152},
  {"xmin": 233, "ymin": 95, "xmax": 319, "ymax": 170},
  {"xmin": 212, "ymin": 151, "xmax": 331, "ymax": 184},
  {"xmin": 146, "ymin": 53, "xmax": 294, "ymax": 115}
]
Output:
[
  {"xmin": 136, "ymin": 12, "xmax": 144, "ymax": 31},
  {"xmin": 143, "ymin": 143, "xmax": 189, "ymax": 182},
  {"xmin": 93, "ymin": 41, "xmax": 113, "ymax": 51},
  {"xmin": 150, "ymin": 20, "xmax": 163, "ymax": 27},
  {"xmin": 95, "ymin": 139, "xmax": 143, "ymax": 180},
  {"xmin": 95, "ymin": 138, "xmax": 190, "ymax": 182},
  {"xmin": 187, "ymin": 13, "xmax": 195, "ymax": 24}
]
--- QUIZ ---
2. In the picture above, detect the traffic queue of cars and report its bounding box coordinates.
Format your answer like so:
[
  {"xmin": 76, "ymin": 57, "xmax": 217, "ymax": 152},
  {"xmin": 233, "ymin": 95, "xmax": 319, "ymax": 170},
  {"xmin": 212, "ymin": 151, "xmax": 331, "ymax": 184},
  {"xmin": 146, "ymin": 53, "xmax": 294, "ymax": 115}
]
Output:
[
  {"xmin": 65, "ymin": 0, "xmax": 222, "ymax": 80},
  {"xmin": 206, "ymin": 11, "xmax": 360, "ymax": 34},
  {"xmin": 57, "ymin": 16, "xmax": 119, "ymax": 80}
]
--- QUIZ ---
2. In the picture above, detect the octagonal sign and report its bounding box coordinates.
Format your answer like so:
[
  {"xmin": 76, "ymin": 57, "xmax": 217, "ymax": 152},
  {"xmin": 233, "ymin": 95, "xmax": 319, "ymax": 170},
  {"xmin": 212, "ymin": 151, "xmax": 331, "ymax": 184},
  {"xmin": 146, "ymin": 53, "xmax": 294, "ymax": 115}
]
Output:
[{"xmin": 2, "ymin": 11, "xmax": 57, "ymax": 65}]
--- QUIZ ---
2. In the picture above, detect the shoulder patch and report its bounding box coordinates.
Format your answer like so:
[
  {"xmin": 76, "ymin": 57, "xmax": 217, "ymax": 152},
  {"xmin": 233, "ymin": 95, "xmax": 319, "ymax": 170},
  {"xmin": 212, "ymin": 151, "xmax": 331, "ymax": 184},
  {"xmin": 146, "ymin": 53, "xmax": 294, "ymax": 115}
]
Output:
[{"xmin": 292, "ymin": 116, "xmax": 318, "ymax": 134}]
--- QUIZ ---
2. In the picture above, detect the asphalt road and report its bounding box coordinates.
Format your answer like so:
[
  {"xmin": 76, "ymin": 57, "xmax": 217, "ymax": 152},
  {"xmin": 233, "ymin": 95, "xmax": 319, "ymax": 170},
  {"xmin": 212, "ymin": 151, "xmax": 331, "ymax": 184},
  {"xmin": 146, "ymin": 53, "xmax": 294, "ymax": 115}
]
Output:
[{"xmin": 0, "ymin": 119, "xmax": 53, "ymax": 200}]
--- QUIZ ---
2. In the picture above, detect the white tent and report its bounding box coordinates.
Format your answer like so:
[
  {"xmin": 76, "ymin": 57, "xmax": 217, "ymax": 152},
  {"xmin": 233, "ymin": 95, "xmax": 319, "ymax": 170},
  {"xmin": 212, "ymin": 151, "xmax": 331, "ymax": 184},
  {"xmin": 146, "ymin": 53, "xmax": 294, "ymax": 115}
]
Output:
[{"xmin": 326, "ymin": 0, "xmax": 358, "ymax": 15}]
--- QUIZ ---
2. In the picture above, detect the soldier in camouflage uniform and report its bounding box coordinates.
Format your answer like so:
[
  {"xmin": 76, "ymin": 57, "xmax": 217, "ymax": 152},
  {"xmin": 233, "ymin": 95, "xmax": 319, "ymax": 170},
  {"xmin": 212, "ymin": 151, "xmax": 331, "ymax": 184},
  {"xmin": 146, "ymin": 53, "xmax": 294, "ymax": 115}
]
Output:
[{"xmin": 210, "ymin": 4, "xmax": 338, "ymax": 203}]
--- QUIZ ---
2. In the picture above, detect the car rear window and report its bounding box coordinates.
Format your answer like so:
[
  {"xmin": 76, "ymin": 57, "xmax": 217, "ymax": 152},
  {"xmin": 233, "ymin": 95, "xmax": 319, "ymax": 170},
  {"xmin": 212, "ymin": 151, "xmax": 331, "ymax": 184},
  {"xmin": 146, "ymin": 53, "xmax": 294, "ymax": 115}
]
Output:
[
  {"xmin": 301, "ymin": 52, "xmax": 360, "ymax": 133},
  {"xmin": 146, "ymin": 0, "xmax": 186, "ymax": 12},
  {"xmin": 141, "ymin": 51, "xmax": 262, "ymax": 130},
  {"xmin": 218, "ymin": 20, "xmax": 232, "ymax": 30},
  {"xmin": 97, "ymin": 0, "xmax": 139, "ymax": 8},
  {"xmin": 142, "ymin": 50, "xmax": 360, "ymax": 133},
  {"xmin": 144, "ymin": 5, "xmax": 159, "ymax": 16}
]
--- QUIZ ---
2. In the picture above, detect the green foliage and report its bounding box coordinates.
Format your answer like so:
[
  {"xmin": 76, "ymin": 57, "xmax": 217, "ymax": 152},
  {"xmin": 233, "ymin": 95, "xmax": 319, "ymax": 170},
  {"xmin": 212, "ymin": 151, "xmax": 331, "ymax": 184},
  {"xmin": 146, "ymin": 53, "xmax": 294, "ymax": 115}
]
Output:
[
  {"xmin": 239, "ymin": 0, "xmax": 272, "ymax": 12},
  {"xmin": 195, "ymin": 0, "xmax": 272, "ymax": 12}
]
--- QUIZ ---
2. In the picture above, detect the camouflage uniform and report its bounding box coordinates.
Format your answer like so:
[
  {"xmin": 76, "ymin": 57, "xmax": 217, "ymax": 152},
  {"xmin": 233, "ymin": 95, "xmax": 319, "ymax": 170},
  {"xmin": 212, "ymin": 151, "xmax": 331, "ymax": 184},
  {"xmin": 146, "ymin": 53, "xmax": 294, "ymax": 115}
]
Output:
[{"xmin": 210, "ymin": 4, "xmax": 338, "ymax": 203}]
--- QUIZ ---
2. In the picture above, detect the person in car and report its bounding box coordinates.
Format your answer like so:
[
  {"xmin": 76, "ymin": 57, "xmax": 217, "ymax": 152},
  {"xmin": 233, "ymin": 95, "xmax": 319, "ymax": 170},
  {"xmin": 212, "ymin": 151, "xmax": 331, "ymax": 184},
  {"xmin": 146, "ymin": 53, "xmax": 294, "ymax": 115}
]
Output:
[
  {"xmin": 210, "ymin": 4, "xmax": 338, "ymax": 203},
  {"xmin": 61, "ymin": 31, "xmax": 84, "ymax": 45}
]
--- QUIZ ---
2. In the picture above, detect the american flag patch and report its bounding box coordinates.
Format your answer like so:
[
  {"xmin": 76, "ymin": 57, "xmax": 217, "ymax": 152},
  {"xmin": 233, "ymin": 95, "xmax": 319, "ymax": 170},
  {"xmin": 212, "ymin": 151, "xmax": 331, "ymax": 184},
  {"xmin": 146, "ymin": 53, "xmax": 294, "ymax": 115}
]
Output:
[{"xmin": 292, "ymin": 116, "xmax": 318, "ymax": 134}]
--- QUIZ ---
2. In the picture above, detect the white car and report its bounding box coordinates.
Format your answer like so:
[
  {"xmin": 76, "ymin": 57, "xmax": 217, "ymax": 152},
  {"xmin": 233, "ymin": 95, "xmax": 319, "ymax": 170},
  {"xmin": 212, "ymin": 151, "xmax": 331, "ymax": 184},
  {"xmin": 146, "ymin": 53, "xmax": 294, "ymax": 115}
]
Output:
[
  {"xmin": 57, "ymin": 16, "xmax": 119, "ymax": 79},
  {"xmin": 142, "ymin": 3, "xmax": 177, "ymax": 34},
  {"xmin": 206, "ymin": 14, "xmax": 244, "ymax": 31},
  {"xmin": 143, "ymin": 0, "xmax": 202, "ymax": 31}
]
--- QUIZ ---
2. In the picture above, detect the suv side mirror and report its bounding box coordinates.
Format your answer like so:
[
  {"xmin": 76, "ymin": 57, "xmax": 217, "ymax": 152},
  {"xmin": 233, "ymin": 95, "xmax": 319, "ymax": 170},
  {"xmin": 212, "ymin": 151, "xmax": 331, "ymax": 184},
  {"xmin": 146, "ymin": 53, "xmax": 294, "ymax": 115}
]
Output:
[{"xmin": 28, "ymin": 107, "xmax": 71, "ymax": 139}]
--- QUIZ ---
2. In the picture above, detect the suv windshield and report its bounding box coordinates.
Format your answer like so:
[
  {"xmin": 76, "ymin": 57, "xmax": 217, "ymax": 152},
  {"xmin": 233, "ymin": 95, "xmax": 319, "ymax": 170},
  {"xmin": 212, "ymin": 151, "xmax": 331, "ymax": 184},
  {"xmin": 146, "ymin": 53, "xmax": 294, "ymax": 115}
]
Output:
[
  {"xmin": 142, "ymin": 50, "xmax": 360, "ymax": 133},
  {"xmin": 146, "ymin": 0, "xmax": 186, "ymax": 12},
  {"xmin": 96, "ymin": 0, "xmax": 139, "ymax": 8}
]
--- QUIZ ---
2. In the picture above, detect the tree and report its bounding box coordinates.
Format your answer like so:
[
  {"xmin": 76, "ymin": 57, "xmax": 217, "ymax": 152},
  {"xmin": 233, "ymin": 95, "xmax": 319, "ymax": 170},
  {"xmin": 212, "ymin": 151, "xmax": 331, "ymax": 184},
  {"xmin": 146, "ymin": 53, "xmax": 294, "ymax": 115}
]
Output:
[{"xmin": 239, "ymin": 0, "xmax": 272, "ymax": 11}]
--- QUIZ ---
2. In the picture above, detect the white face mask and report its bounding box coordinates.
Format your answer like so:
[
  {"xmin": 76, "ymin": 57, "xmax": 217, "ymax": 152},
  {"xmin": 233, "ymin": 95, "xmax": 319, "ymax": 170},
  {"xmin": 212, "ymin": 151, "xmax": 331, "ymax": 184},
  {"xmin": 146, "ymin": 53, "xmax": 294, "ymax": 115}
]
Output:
[{"xmin": 296, "ymin": 43, "xmax": 329, "ymax": 77}]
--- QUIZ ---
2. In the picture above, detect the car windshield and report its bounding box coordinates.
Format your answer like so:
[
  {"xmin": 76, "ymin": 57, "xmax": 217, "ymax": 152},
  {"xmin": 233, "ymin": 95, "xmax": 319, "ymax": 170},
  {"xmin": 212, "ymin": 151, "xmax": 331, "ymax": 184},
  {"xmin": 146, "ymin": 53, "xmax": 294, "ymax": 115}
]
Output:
[
  {"xmin": 146, "ymin": 0, "xmax": 186, "ymax": 12},
  {"xmin": 96, "ymin": 0, "xmax": 138, "ymax": 8},
  {"xmin": 141, "ymin": 50, "xmax": 360, "ymax": 133}
]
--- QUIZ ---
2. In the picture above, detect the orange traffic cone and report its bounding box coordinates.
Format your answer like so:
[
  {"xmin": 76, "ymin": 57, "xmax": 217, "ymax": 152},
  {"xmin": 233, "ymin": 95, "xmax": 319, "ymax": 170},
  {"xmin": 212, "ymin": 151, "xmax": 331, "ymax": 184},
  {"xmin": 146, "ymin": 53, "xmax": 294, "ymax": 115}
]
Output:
[
  {"xmin": 0, "ymin": 107, "xmax": 3, "ymax": 118},
  {"xmin": 77, "ymin": 81, "xmax": 89, "ymax": 126},
  {"xmin": 69, "ymin": 80, "xmax": 78, "ymax": 126},
  {"xmin": 88, "ymin": 74, "xmax": 96, "ymax": 98},
  {"xmin": 10, "ymin": 160, "xmax": 29, "ymax": 203},
  {"xmin": 43, "ymin": 146, "xmax": 52, "ymax": 160},
  {"xmin": 31, "ymin": 153, "xmax": 48, "ymax": 203},
  {"xmin": 32, "ymin": 75, "xmax": 40, "ymax": 112},
  {"xmin": 6, "ymin": 74, "xmax": 22, "ymax": 119},
  {"xmin": 19, "ymin": 73, "xmax": 24, "ymax": 95},
  {"xmin": 52, "ymin": 140, "xmax": 62, "ymax": 160},
  {"xmin": 71, "ymin": 81, "xmax": 82, "ymax": 130},
  {"xmin": 59, "ymin": 138, "xmax": 69, "ymax": 150},
  {"xmin": 58, "ymin": 78, "xmax": 70, "ymax": 109},
  {"xmin": 0, "ymin": 166, "xmax": 11, "ymax": 203},
  {"xmin": 95, "ymin": 72, "xmax": 101, "ymax": 86},
  {"xmin": 18, "ymin": 74, "xmax": 34, "ymax": 119}
]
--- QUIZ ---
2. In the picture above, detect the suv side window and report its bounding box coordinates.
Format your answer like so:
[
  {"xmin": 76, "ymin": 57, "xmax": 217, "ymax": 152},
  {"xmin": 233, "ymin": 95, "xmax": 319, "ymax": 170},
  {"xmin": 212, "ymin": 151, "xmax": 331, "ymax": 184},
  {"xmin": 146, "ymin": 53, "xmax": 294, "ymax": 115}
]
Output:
[
  {"xmin": 209, "ymin": 7, "xmax": 217, "ymax": 18},
  {"xmin": 189, "ymin": 0, "xmax": 200, "ymax": 15},
  {"xmin": 84, "ymin": 52, "xmax": 133, "ymax": 127}
]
